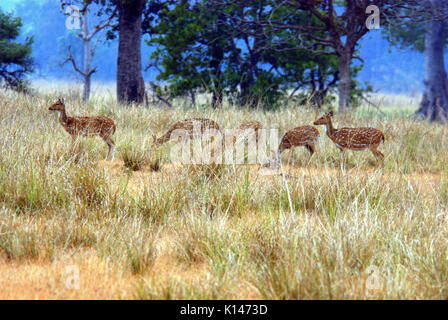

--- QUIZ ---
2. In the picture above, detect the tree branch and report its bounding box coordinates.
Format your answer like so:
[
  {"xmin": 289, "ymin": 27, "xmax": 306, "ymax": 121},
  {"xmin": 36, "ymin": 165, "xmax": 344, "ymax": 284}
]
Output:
[
  {"xmin": 86, "ymin": 7, "xmax": 117, "ymax": 41},
  {"xmin": 61, "ymin": 45, "xmax": 86, "ymax": 77}
]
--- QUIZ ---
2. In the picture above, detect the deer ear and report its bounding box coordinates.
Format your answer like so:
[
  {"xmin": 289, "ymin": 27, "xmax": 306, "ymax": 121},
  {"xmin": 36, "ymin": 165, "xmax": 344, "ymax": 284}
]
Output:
[
  {"xmin": 328, "ymin": 111, "xmax": 334, "ymax": 117},
  {"xmin": 60, "ymin": 98, "xmax": 65, "ymax": 105}
]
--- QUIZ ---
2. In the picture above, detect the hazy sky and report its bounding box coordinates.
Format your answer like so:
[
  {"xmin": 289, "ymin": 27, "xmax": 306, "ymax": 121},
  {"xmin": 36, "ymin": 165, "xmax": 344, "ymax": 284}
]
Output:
[{"xmin": 0, "ymin": 0, "xmax": 25, "ymax": 12}]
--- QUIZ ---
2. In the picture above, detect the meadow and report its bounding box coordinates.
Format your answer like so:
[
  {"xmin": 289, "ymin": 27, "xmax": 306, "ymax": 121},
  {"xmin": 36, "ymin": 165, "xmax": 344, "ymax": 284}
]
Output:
[{"xmin": 0, "ymin": 84, "xmax": 447, "ymax": 299}]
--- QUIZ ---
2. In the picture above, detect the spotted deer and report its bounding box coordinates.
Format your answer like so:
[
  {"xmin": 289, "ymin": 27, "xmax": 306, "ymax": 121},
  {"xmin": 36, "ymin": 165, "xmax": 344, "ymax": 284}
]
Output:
[
  {"xmin": 48, "ymin": 98, "xmax": 116, "ymax": 160},
  {"xmin": 238, "ymin": 121, "xmax": 263, "ymax": 142},
  {"xmin": 152, "ymin": 118, "xmax": 221, "ymax": 146},
  {"xmin": 313, "ymin": 111, "xmax": 385, "ymax": 170},
  {"xmin": 225, "ymin": 121, "xmax": 263, "ymax": 147},
  {"xmin": 275, "ymin": 125, "xmax": 320, "ymax": 166}
]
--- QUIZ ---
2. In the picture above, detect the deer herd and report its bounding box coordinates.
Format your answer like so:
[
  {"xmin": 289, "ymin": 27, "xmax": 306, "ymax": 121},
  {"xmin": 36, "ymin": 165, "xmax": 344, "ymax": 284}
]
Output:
[{"xmin": 48, "ymin": 98, "xmax": 386, "ymax": 171}]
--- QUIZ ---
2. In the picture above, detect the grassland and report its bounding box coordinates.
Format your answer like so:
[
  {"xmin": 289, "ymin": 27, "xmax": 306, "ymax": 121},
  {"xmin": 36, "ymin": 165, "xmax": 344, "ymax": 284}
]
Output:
[{"xmin": 0, "ymin": 86, "xmax": 447, "ymax": 299}]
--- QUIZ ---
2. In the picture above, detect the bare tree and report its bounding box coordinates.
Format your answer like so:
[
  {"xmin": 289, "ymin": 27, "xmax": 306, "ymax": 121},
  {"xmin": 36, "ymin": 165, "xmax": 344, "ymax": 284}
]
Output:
[{"xmin": 61, "ymin": 1, "xmax": 117, "ymax": 102}]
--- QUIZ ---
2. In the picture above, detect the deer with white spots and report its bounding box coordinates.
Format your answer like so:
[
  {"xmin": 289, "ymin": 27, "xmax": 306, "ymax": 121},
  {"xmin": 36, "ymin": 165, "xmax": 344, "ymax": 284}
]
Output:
[
  {"xmin": 48, "ymin": 98, "xmax": 116, "ymax": 160},
  {"xmin": 238, "ymin": 121, "xmax": 263, "ymax": 142},
  {"xmin": 275, "ymin": 125, "xmax": 320, "ymax": 166},
  {"xmin": 313, "ymin": 111, "xmax": 385, "ymax": 170},
  {"xmin": 152, "ymin": 118, "xmax": 221, "ymax": 146},
  {"xmin": 225, "ymin": 121, "xmax": 263, "ymax": 147}
]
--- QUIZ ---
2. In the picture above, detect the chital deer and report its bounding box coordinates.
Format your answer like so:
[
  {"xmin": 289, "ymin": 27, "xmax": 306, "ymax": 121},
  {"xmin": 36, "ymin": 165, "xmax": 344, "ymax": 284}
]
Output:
[
  {"xmin": 274, "ymin": 125, "xmax": 320, "ymax": 166},
  {"xmin": 225, "ymin": 121, "xmax": 263, "ymax": 146},
  {"xmin": 313, "ymin": 111, "xmax": 385, "ymax": 170},
  {"xmin": 238, "ymin": 121, "xmax": 263, "ymax": 142},
  {"xmin": 48, "ymin": 98, "xmax": 116, "ymax": 160},
  {"xmin": 152, "ymin": 118, "xmax": 221, "ymax": 146}
]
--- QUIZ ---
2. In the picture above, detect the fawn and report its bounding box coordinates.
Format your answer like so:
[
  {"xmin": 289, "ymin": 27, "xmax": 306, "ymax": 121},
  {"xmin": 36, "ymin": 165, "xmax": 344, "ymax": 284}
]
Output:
[
  {"xmin": 313, "ymin": 111, "xmax": 385, "ymax": 170},
  {"xmin": 152, "ymin": 118, "xmax": 221, "ymax": 146},
  {"xmin": 274, "ymin": 125, "xmax": 320, "ymax": 166},
  {"xmin": 48, "ymin": 98, "xmax": 116, "ymax": 160}
]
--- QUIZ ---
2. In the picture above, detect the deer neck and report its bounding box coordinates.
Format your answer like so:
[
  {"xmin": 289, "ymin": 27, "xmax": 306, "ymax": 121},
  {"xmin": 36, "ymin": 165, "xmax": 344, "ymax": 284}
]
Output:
[
  {"xmin": 154, "ymin": 133, "xmax": 169, "ymax": 146},
  {"xmin": 158, "ymin": 128, "xmax": 176, "ymax": 145},
  {"xmin": 57, "ymin": 108, "xmax": 68, "ymax": 125},
  {"xmin": 325, "ymin": 119, "xmax": 336, "ymax": 138},
  {"xmin": 154, "ymin": 137, "xmax": 164, "ymax": 145}
]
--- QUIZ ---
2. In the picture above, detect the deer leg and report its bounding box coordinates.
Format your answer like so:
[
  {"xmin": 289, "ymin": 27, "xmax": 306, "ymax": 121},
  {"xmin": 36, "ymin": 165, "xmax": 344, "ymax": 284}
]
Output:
[
  {"xmin": 340, "ymin": 149, "xmax": 346, "ymax": 171},
  {"xmin": 273, "ymin": 149, "xmax": 282, "ymax": 170},
  {"xmin": 370, "ymin": 146, "xmax": 384, "ymax": 167},
  {"xmin": 373, "ymin": 150, "xmax": 380, "ymax": 166},
  {"xmin": 104, "ymin": 136, "xmax": 115, "ymax": 160},
  {"xmin": 377, "ymin": 149, "xmax": 384, "ymax": 162},
  {"xmin": 307, "ymin": 143, "xmax": 315, "ymax": 157},
  {"xmin": 377, "ymin": 151, "xmax": 384, "ymax": 167},
  {"xmin": 70, "ymin": 135, "xmax": 79, "ymax": 153},
  {"xmin": 290, "ymin": 148, "xmax": 295, "ymax": 167},
  {"xmin": 305, "ymin": 144, "xmax": 315, "ymax": 165}
]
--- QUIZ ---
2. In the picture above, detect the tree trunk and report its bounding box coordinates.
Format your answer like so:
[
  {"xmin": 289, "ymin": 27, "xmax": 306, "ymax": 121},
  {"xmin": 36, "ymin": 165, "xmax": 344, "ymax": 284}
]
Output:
[
  {"xmin": 83, "ymin": 12, "xmax": 91, "ymax": 103},
  {"xmin": 338, "ymin": 52, "xmax": 352, "ymax": 113},
  {"xmin": 117, "ymin": 0, "xmax": 145, "ymax": 104},
  {"xmin": 211, "ymin": 91, "xmax": 222, "ymax": 109},
  {"xmin": 210, "ymin": 45, "xmax": 223, "ymax": 108},
  {"xmin": 415, "ymin": 0, "xmax": 448, "ymax": 121},
  {"xmin": 83, "ymin": 73, "xmax": 91, "ymax": 103},
  {"xmin": 189, "ymin": 90, "xmax": 196, "ymax": 107}
]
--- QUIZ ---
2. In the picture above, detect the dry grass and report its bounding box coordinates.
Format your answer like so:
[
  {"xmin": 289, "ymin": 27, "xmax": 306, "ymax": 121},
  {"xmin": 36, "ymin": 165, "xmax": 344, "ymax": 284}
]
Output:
[{"xmin": 0, "ymin": 87, "xmax": 447, "ymax": 299}]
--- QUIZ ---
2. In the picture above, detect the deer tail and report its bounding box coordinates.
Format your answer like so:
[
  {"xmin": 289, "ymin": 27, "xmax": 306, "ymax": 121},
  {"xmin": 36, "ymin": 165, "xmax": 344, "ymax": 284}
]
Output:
[{"xmin": 381, "ymin": 133, "xmax": 385, "ymax": 144}]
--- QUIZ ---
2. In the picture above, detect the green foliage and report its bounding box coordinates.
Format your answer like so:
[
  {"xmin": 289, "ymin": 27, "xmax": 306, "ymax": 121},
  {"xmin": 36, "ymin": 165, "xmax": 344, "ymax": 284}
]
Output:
[
  {"xmin": 147, "ymin": 1, "xmax": 229, "ymax": 107},
  {"xmin": 384, "ymin": 2, "xmax": 448, "ymax": 52},
  {"xmin": 0, "ymin": 10, "xmax": 33, "ymax": 90},
  {"xmin": 147, "ymin": 0, "xmax": 347, "ymax": 109},
  {"xmin": 349, "ymin": 62, "xmax": 374, "ymax": 108}
]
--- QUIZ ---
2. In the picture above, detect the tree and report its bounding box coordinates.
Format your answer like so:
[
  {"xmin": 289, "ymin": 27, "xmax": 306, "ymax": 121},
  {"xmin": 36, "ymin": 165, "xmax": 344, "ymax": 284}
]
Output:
[
  {"xmin": 61, "ymin": 1, "xmax": 117, "ymax": 102},
  {"xmin": 223, "ymin": 1, "xmax": 285, "ymax": 108},
  {"xmin": 148, "ymin": 0, "xmax": 342, "ymax": 109},
  {"xmin": 146, "ymin": 1, "xmax": 228, "ymax": 108},
  {"xmin": 387, "ymin": 0, "xmax": 448, "ymax": 121},
  {"xmin": 0, "ymin": 10, "xmax": 33, "ymax": 90},
  {"xmin": 214, "ymin": 0, "xmax": 404, "ymax": 112},
  {"xmin": 64, "ymin": 0, "xmax": 151, "ymax": 104},
  {"xmin": 103, "ymin": 0, "xmax": 169, "ymax": 104},
  {"xmin": 417, "ymin": 0, "xmax": 448, "ymax": 121},
  {"xmin": 148, "ymin": 0, "xmax": 264, "ymax": 108},
  {"xmin": 274, "ymin": 52, "xmax": 340, "ymax": 108},
  {"xmin": 258, "ymin": 6, "xmax": 341, "ymax": 108},
  {"xmin": 115, "ymin": 0, "xmax": 145, "ymax": 104}
]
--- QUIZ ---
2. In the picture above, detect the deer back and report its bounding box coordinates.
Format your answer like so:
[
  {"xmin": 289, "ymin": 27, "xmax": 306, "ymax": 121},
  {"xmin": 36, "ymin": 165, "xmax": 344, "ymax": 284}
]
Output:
[
  {"xmin": 237, "ymin": 121, "xmax": 263, "ymax": 141},
  {"xmin": 238, "ymin": 121, "xmax": 262, "ymax": 132},
  {"xmin": 156, "ymin": 118, "xmax": 221, "ymax": 144},
  {"xmin": 332, "ymin": 127, "xmax": 384, "ymax": 149},
  {"xmin": 65, "ymin": 116, "xmax": 116, "ymax": 137},
  {"xmin": 280, "ymin": 125, "xmax": 319, "ymax": 148}
]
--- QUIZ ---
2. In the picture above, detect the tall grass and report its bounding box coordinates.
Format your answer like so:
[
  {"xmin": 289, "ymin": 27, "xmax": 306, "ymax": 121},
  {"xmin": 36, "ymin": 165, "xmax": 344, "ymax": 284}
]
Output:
[{"xmin": 0, "ymin": 87, "xmax": 447, "ymax": 299}]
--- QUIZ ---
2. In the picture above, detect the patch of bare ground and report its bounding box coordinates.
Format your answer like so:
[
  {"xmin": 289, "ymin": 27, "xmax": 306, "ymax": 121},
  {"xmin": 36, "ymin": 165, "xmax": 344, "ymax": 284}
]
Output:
[{"xmin": 0, "ymin": 249, "xmax": 135, "ymax": 299}]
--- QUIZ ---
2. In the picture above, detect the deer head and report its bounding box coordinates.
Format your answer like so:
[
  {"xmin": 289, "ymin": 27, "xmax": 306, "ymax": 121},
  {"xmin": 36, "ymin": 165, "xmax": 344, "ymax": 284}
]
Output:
[
  {"xmin": 313, "ymin": 111, "xmax": 333, "ymax": 125},
  {"xmin": 152, "ymin": 134, "xmax": 162, "ymax": 146},
  {"xmin": 48, "ymin": 98, "xmax": 65, "ymax": 112}
]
